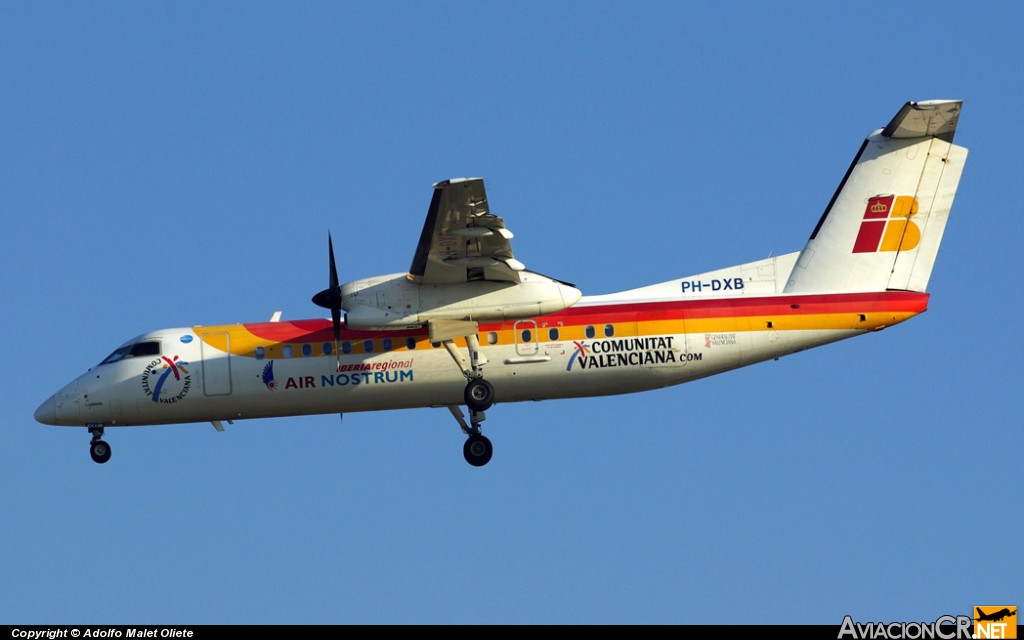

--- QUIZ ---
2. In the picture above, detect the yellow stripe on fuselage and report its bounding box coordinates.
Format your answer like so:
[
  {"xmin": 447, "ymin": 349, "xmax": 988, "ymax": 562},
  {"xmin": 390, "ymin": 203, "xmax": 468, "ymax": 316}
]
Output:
[{"xmin": 194, "ymin": 308, "xmax": 919, "ymax": 358}]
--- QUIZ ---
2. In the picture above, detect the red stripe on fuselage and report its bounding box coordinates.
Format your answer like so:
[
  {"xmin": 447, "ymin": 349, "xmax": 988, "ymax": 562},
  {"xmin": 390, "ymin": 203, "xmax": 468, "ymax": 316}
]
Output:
[{"xmin": 239, "ymin": 291, "xmax": 929, "ymax": 342}]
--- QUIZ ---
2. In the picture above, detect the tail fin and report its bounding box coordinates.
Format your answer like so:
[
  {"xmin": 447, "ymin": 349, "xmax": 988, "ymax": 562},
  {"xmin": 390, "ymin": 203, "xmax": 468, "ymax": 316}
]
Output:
[{"xmin": 784, "ymin": 100, "xmax": 968, "ymax": 294}]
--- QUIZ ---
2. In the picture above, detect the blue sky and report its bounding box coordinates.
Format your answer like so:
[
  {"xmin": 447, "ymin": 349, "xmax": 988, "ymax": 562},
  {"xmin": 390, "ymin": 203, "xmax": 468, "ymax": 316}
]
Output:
[{"xmin": 2, "ymin": 2, "xmax": 1021, "ymax": 624}]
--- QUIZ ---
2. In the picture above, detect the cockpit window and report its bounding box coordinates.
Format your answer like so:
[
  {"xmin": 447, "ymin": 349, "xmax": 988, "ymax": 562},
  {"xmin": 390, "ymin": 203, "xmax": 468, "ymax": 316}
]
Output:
[
  {"xmin": 100, "ymin": 341, "xmax": 161, "ymax": 365},
  {"xmin": 130, "ymin": 342, "xmax": 161, "ymax": 357}
]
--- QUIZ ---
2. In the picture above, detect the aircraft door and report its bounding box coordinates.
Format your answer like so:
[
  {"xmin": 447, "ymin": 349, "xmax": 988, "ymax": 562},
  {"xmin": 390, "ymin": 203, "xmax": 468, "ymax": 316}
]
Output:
[
  {"xmin": 201, "ymin": 332, "xmax": 233, "ymax": 396},
  {"xmin": 677, "ymin": 315, "xmax": 690, "ymax": 366},
  {"xmin": 514, "ymin": 320, "xmax": 539, "ymax": 356},
  {"xmin": 644, "ymin": 315, "xmax": 690, "ymax": 368}
]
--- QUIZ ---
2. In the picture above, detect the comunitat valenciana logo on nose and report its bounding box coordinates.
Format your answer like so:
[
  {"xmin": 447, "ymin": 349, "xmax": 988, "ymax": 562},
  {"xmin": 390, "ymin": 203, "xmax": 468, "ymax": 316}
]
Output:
[
  {"xmin": 141, "ymin": 355, "xmax": 192, "ymax": 404},
  {"xmin": 852, "ymin": 195, "xmax": 921, "ymax": 253}
]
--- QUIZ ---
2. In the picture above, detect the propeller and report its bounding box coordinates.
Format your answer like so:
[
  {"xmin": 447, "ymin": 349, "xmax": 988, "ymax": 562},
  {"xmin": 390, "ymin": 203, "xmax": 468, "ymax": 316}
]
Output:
[{"xmin": 312, "ymin": 233, "xmax": 343, "ymax": 371}]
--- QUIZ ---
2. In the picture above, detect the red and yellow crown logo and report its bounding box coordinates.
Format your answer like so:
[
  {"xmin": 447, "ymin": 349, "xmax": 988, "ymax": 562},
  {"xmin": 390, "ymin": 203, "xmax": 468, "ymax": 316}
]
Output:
[{"xmin": 852, "ymin": 195, "xmax": 921, "ymax": 253}]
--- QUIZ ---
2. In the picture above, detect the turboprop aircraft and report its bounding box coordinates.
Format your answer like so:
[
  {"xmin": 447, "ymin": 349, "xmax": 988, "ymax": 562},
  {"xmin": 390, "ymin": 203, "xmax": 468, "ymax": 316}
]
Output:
[{"xmin": 35, "ymin": 100, "xmax": 968, "ymax": 467}]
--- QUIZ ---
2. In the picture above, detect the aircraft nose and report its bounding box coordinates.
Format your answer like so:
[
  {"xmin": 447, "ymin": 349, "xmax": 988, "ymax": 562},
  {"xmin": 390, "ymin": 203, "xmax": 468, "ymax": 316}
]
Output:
[{"xmin": 35, "ymin": 396, "xmax": 57, "ymax": 425}]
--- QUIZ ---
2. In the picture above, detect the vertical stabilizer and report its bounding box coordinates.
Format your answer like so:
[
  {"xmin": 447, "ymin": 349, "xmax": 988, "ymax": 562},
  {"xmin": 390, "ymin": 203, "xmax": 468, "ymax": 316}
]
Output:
[{"xmin": 784, "ymin": 100, "xmax": 968, "ymax": 294}]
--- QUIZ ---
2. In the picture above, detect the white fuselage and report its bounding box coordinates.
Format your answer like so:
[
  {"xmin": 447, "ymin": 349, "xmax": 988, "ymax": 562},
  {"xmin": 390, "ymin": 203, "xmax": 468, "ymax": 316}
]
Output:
[{"xmin": 36, "ymin": 281, "xmax": 929, "ymax": 429}]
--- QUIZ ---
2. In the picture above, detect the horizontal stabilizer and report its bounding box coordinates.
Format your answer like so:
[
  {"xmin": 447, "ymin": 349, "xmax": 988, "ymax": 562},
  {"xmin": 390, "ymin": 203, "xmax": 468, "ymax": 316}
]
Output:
[{"xmin": 882, "ymin": 100, "xmax": 961, "ymax": 141}]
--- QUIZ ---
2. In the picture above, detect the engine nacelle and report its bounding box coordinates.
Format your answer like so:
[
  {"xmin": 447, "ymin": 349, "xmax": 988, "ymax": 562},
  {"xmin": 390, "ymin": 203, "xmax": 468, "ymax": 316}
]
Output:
[{"xmin": 341, "ymin": 272, "xmax": 582, "ymax": 330}]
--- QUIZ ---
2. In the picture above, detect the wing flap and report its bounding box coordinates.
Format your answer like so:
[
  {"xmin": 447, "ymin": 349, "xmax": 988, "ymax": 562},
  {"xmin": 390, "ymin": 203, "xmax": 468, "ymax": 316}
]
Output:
[{"xmin": 408, "ymin": 178, "xmax": 524, "ymax": 284}]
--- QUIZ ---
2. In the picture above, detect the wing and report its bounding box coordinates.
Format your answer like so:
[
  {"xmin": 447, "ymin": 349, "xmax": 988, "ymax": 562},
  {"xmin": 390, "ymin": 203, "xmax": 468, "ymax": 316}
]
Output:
[{"xmin": 408, "ymin": 178, "xmax": 526, "ymax": 284}]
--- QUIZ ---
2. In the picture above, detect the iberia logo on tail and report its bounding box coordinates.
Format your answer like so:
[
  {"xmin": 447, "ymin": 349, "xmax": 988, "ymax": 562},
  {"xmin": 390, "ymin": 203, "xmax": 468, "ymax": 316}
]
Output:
[{"xmin": 853, "ymin": 195, "xmax": 921, "ymax": 253}]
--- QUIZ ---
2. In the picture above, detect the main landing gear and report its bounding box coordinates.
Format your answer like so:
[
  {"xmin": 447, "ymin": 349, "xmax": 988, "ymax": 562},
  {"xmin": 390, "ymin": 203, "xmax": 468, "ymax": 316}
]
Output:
[
  {"xmin": 441, "ymin": 332, "xmax": 495, "ymax": 411},
  {"xmin": 464, "ymin": 434, "xmax": 493, "ymax": 467},
  {"xmin": 88, "ymin": 426, "xmax": 111, "ymax": 464},
  {"xmin": 464, "ymin": 377, "xmax": 495, "ymax": 412},
  {"xmin": 448, "ymin": 406, "xmax": 493, "ymax": 467},
  {"xmin": 432, "ymin": 321, "xmax": 499, "ymax": 467}
]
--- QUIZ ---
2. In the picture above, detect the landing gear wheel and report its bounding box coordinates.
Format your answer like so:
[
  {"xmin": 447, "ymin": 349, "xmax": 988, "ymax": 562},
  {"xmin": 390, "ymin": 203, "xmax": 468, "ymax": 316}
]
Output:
[
  {"xmin": 90, "ymin": 440, "xmax": 112, "ymax": 464},
  {"xmin": 464, "ymin": 378, "xmax": 495, "ymax": 412},
  {"xmin": 463, "ymin": 434, "xmax": 493, "ymax": 467}
]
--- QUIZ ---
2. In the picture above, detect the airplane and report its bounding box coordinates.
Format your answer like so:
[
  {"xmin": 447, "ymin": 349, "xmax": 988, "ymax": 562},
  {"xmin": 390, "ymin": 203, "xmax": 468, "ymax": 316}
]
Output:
[
  {"xmin": 975, "ymin": 607, "xmax": 1016, "ymax": 623},
  {"xmin": 35, "ymin": 99, "xmax": 968, "ymax": 467}
]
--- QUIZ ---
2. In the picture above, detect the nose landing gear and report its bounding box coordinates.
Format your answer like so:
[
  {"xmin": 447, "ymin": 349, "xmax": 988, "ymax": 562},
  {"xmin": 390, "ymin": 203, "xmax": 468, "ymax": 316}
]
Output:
[{"xmin": 88, "ymin": 426, "xmax": 111, "ymax": 464}]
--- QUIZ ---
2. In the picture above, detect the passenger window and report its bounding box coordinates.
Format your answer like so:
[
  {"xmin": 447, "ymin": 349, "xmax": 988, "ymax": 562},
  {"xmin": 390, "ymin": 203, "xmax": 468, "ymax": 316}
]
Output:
[
  {"xmin": 548, "ymin": 328, "xmax": 559, "ymax": 341},
  {"xmin": 255, "ymin": 346, "xmax": 266, "ymax": 360},
  {"xmin": 406, "ymin": 337, "xmax": 416, "ymax": 350},
  {"xmin": 382, "ymin": 338, "xmax": 393, "ymax": 351},
  {"xmin": 323, "ymin": 342, "xmax": 333, "ymax": 356},
  {"xmin": 363, "ymin": 340, "xmax": 374, "ymax": 353},
  {"xmin": 487, "ymin": 332, "xmax": 498, "ymax": 345},
  {"xmin": 342, "ymin": 341, "xmax": 352, "ymax": 354},
  {"xmin": 283, "ymin": 345, "xmax": 294, "ymax": 358},
  {"xmin": 521, "ymin": 329, "xmax": 532, "ymax": 343},
  {"xmin": 302, "ymin": 343, "xmax": 312, "ymax": 357},
  {"xmin": 585, "ymin": 325, "xmax": 596, "ymax": 339},
  {"xmin": 604, "ymin": 324, "xmax": 615, "ymax": 337}
]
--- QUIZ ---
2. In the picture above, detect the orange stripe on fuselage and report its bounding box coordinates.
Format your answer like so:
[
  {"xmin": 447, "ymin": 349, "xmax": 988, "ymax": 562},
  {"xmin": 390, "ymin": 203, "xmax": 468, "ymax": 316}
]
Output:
[{"xmin": 193, "ymin": 291, "xmax": 929, "ymax": 357}]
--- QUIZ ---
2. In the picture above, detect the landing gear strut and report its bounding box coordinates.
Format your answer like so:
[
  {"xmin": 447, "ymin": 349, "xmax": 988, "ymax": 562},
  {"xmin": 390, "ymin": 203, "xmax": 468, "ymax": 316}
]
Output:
[
  {"xmin": 88, "ymin": 426, "xmax": 111, "ymax": 464},
  {"xmin": 433, "ymin": 322, "xmax": 498, "ymax": 466},
  {"xmin": 441, "ymin": 332, "xmax": 496, "ymax": 411}
]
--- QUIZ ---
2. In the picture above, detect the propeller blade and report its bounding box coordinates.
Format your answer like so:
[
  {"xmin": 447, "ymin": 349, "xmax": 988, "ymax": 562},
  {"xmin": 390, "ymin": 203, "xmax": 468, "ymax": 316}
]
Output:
[
  {"xmin": 328, "ymin": 233, "xmax": 339, "ymax": 290},
  {"xmin": 311, "ymin": 232, "xmax": 344, "ymax": 371},
  {"xmin": 312, "ymin": 233, "xmax": 342, "ymax": 310}
]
